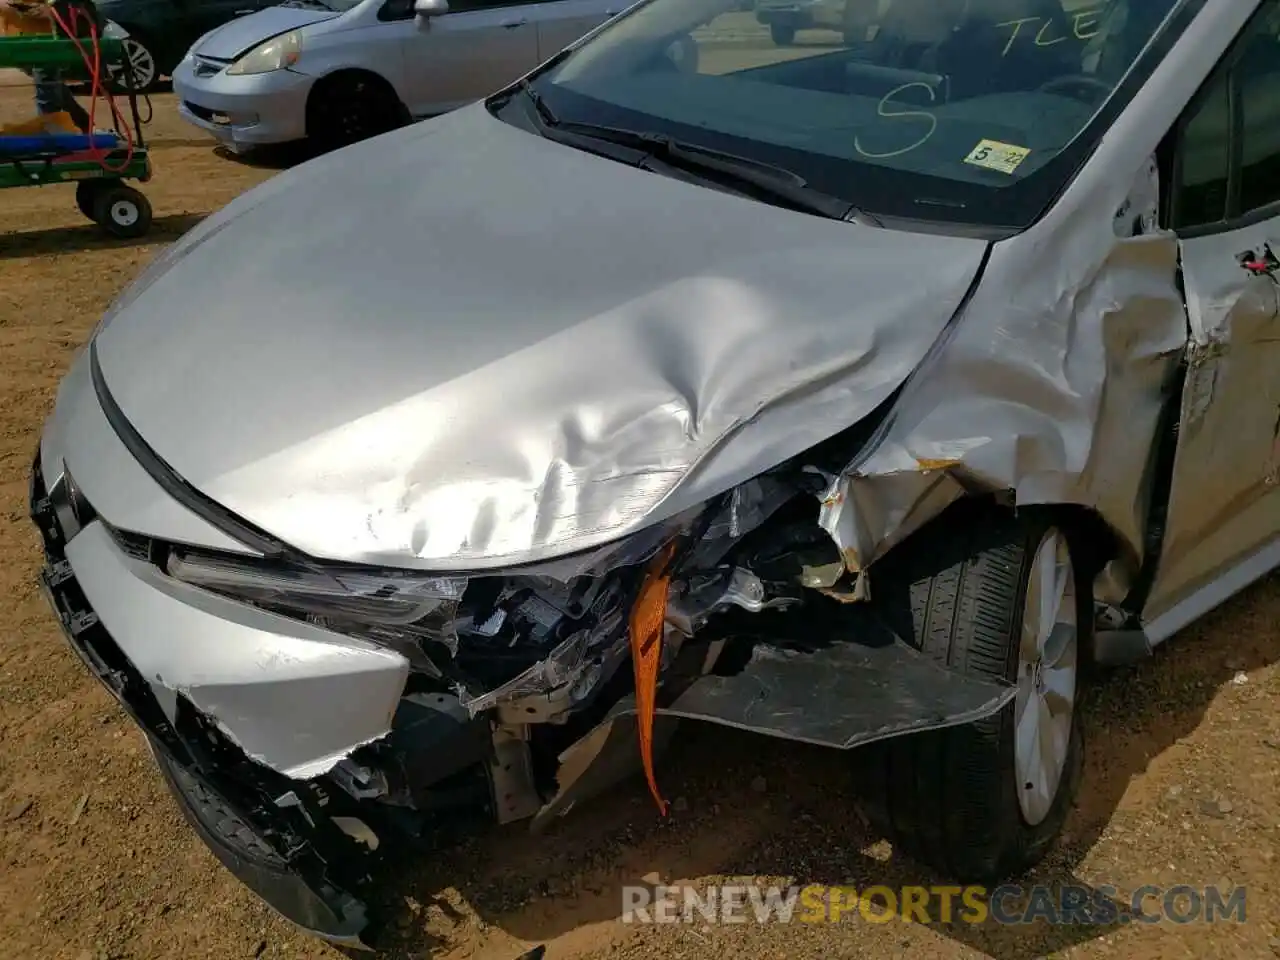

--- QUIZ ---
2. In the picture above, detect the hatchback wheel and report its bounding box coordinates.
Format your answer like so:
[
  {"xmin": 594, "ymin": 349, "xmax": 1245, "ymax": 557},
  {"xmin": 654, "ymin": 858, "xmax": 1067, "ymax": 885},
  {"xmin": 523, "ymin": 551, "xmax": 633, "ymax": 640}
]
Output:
[
  {"xmin": 307, "ymin": 73, "xmax": 408, "ymax": 153},
  {"xmin": 855, "ymin": 505, "xmax": 1088, "ymax": 880}
]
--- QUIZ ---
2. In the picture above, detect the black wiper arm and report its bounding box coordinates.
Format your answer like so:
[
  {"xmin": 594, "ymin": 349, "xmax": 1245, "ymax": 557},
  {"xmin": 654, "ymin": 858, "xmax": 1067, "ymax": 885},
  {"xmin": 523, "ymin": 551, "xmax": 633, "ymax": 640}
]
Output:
[
  {"xmin": 519, "ymin": 79, "xmax": 560, "ymax": 129},
  {"xmin": 540, "ymin": 122, "xmax": 858, "ymax": 221}
]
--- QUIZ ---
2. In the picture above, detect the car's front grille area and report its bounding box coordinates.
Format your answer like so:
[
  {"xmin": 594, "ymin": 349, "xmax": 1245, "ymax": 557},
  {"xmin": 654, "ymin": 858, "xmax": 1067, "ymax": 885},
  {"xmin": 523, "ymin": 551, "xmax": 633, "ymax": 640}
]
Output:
[
  {"xmin": 184, "ymin": 101, "xmax": 231, "ymax": 125},
  {"xmin": 192, "ymin": 56, "xmax": 226, "ymax": 79},
  {"xmin": 104, "ymin": 522, "xmax": 153, "ymax": 562},
  {"xmin": 28, "ymin": 450, "xmax": 187, "ymax": 759}
]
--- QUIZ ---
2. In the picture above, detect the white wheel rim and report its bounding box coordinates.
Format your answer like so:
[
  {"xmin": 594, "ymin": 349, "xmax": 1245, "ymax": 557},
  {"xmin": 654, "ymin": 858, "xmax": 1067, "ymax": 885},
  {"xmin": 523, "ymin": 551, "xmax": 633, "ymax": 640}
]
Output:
[
  {"xmin": 110, "ymin": 200, "xmax": 139, "ymax": 227},
  {"xmin": 1014, "ymin": 529, "xmax": 1078, "ymax": 826},
  {"xmin": 110, "ymin": 38, "xmax": 155, "ymax": 89}
]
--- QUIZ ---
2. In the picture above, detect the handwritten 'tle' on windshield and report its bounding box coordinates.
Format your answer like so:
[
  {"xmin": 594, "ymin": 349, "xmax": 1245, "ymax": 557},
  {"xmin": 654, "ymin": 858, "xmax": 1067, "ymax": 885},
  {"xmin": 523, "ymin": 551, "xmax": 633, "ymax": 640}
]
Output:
[{"xmin": 852, "ymin": 7, "xmax": 1104, "ymax": 162}]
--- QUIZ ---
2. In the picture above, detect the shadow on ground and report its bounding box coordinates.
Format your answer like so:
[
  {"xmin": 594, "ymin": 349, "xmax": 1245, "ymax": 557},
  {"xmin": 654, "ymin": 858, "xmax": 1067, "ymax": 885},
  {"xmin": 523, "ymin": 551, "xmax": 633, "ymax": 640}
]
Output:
[
  {"xmin": 0, "ymin": 213, "xmax": 205, "ymax": 258},
  {"xmin": 213, "ymin": 140, "xmax": 322, "ymax": 170},
  {"xmin": 353, "ymin": 575, "xmax": 1279, "ymax": 960}
]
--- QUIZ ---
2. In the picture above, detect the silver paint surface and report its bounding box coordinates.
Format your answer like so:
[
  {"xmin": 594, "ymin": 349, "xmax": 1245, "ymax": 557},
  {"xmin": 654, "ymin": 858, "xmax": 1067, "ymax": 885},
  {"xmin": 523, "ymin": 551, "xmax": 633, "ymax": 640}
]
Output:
[
  {"xmin": 93, "ymin": 104, "xmax": 987, "ymax": 570},
  {"xmin": 41, "ymin": 0, "xmax": 1280, "ymax": 781}
]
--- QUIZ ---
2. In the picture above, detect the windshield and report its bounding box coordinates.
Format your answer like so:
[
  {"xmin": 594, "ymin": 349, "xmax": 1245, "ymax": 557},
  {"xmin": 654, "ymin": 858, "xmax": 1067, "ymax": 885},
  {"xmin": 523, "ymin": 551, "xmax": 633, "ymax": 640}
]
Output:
[{"xmin": 524, "ymin": 0, "xmax": 1187, "ymax": 229}]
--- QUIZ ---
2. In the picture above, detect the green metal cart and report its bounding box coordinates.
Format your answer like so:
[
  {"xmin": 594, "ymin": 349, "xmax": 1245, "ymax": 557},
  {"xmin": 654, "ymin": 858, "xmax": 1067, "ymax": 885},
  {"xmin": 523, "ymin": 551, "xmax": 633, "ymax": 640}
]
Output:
[{"xmin": 0, "ymin": 34, "xmax": 153, "ymax": 237}]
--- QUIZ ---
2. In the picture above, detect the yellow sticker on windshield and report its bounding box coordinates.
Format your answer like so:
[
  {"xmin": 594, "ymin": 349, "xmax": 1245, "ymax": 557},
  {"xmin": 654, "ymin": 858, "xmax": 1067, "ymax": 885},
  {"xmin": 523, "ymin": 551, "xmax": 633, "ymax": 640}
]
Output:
[{"xmin": 964, "ymin": 139, "xmax": 1031, "ymax": 174}]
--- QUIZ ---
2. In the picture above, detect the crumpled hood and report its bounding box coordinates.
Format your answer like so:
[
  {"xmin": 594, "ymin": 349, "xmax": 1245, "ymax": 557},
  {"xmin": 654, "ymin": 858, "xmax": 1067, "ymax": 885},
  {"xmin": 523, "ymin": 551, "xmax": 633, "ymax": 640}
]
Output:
[
  {"xmin": 94, "ymin": 105, "xmax": 989, "ymax": 571},
  {"xmin": 193, "ymin": 5, "xmax": 337, "ymax": 61}
]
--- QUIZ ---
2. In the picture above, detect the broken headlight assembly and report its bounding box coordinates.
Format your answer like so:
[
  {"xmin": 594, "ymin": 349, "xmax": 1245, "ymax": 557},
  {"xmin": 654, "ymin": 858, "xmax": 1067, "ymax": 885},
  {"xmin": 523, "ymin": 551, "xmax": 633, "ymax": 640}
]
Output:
[
  {"xmin": 165, "ymin": 549, "xmax": 469, "ymax": 662},
  {"xmin": 159, "ymin": 471, "xmax": 842, "ymax": 728},
  {"xmin": 159, "ymin": 508, "xmax": 706, "ymax": 721}
]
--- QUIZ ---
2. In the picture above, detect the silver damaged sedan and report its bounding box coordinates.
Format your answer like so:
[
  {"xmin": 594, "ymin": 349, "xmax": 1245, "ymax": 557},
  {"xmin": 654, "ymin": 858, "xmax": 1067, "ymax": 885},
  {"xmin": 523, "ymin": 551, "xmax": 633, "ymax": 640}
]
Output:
[{"xmin": 32, "ymin": 0, "xmax": 1280, "ymax": 947}]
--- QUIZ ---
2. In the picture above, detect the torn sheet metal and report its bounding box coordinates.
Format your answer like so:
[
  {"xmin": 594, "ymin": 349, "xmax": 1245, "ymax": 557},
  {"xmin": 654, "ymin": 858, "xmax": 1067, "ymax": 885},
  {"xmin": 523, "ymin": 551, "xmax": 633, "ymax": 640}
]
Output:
[
  {"xmin": 90, "ymin": 104, "xmax": 988, "ymax": 571},
  {"xmin": 531, "ymin": 635, "xmax": 1014, "ymax": 829},
  {"xmin": 821, "ymin": 154, "xmax": 1188, "ymax": 605},
  {"xmin": 62, "ymin": 520, "xmax": 409, "ymax": 780},
  {"xmin": 1141, "ymin": 215, "xmax": 1280, "ymax": 623}
]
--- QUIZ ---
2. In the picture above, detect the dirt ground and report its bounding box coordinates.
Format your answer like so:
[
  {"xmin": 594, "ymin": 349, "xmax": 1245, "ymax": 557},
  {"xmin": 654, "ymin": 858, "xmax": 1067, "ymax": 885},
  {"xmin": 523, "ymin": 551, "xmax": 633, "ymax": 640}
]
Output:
[{"xmin": 1, "ymin": 76, "xmax": 1279, "ymax": 960}]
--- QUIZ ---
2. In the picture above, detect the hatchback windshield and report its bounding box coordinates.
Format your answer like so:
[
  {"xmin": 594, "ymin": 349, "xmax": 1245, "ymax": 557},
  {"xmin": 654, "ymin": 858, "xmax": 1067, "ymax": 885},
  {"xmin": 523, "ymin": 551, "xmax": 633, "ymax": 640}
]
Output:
[{"xmin": 521, "ymin": 0, "xmax": 1186, "ymax": 229}]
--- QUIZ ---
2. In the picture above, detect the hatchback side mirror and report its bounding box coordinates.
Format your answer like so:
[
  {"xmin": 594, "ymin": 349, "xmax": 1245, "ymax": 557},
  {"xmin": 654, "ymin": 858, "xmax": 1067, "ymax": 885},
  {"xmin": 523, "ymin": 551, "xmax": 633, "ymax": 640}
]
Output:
[{"xmin": 414, "ymin": 0, "xmax": 448, "ymax": 18}]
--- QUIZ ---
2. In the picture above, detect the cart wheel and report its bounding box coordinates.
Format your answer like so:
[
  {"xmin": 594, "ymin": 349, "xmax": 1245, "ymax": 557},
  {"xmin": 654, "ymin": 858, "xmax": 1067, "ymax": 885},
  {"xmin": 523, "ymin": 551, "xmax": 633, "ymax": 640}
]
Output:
[
  {"xmin": 93, "ymin": 184, "xmax": 153, "ymax": 239},
  {"xmin": 75, "ymin": 180, "xmax": 104, "ymax": 221}
]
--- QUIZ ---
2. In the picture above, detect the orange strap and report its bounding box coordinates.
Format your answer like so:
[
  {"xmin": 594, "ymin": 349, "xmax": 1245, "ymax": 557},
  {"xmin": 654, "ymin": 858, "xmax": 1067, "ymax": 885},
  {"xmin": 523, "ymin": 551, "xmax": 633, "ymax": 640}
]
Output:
[{"xmin": 629, "ymin": 543, "xmax": 676, "ymax": 815}]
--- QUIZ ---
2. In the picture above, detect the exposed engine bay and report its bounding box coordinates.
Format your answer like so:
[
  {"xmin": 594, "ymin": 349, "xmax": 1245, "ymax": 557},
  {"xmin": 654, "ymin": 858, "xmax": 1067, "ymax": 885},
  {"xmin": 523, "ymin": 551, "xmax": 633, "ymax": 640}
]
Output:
[{"xmin": 159, "ymin": 461, "xmax": 841, "ymax": 815}]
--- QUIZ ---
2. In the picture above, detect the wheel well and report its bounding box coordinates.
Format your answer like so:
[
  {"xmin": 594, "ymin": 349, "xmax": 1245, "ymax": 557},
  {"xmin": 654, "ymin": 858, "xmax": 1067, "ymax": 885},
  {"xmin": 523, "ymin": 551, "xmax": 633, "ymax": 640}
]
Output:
[
  {"xmin": 875, "ymin": 495, "xmax": 1120, "ymax": 591},
  {"xmin": 305, "ymin": 68, "xmax": 406, "ymax": 133}
]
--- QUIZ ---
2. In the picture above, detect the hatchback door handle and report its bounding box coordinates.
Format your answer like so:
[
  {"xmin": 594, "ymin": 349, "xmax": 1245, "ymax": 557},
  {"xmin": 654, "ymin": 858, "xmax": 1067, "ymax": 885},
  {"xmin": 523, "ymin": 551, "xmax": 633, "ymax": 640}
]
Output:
[{"xmin": 500, "ymin": 17, "xmax": 528, "ymax": 27}]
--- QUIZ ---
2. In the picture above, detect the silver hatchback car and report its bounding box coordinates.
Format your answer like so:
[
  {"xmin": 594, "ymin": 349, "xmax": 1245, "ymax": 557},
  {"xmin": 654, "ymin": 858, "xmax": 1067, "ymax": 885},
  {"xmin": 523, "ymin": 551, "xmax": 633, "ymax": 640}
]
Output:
[
  {"xmin": 172, "ymin": 0, "xmax": 622, "ymax": 152},
  {"xmin": 32, "ymin": 0, "xmax": 1280, "ymax": 947}
]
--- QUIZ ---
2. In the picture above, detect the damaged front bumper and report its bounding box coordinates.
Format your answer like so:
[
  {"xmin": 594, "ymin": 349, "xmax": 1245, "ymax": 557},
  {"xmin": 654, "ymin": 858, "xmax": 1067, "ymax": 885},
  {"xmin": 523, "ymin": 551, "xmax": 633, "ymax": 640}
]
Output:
[
  {"xmin": 30, "ymin": 390, "xmax": 1016, "ymax": 946},
  {"xmin": 30, "ymin": 454, "xmax": 375, "ymax": 946}
]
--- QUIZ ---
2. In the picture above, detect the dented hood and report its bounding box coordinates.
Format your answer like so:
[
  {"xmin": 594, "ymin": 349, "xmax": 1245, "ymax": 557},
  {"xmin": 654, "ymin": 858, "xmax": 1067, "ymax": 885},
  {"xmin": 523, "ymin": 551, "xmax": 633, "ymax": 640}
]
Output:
[{"xmin": 93, "ymin": 105, "xmax": 989, "ymax": 571}]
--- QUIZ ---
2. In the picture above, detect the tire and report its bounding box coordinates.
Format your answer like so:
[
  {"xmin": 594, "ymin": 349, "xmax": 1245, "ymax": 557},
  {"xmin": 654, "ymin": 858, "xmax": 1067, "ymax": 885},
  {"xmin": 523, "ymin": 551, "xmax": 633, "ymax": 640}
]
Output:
[
  {"xmin": 855, "ymin": 503, "xmax": 1089, "ymax": 881},
  {"xmin": 92, "ymin": 183, "xmax": 153, "ymax": 239},
  {"xmin": 770, "ymin": 23, "xmax": 796, "ymax": 45},
  {"xmin": 107, "ymin": 34, "xmax": 160, "ymax": 93},
  {"xmin": 75, "ymin": 179, "xmax": 104, "ymax": 220},
  {"xmin": 306, "ymin": 73, "xmax": 409, "ymax": 153}
]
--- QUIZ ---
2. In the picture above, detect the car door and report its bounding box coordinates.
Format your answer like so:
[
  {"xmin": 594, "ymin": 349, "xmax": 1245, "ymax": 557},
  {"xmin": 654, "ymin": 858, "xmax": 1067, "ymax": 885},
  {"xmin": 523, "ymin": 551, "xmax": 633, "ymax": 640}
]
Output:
[
  {"xmin": 395, "ymin": 0, "xmax": 541, "ymax": 116},
  {"xmin": 529, "ymin": 0, "xmax": 620, "ymax": 61},
  {"xmin": 1143, "ymin": 0, "xmax": 1280, "ymax": 634}
]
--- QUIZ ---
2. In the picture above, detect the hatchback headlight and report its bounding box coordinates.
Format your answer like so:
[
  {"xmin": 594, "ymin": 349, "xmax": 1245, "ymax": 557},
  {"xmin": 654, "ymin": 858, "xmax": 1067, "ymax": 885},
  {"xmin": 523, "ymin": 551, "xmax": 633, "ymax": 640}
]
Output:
[{"xmin": 226, "ymin": 30, "xmax": 302, "ymax": 76}]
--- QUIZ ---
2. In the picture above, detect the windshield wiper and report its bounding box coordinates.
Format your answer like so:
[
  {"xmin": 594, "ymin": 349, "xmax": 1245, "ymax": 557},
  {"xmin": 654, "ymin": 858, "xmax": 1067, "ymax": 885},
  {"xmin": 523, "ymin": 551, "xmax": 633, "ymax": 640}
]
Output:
[
  {"xmin": 515, "ymin": 93, "xmax": 860, "ymax": 222},
  {"xmin": 519, "ymin": 79, "xmax": 561, "ymax": 130}
]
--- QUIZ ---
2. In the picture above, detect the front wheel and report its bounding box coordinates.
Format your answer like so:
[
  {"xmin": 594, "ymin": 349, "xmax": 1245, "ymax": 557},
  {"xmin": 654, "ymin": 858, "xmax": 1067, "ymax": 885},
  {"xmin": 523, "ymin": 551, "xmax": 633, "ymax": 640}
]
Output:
[
  {"xmin": 856, "ymin": 506, "xmax": 1089, "ymax": 880},
  {"xmin": 306, "ymin": 73, "xmax": 408, "ymax": 153},
  {"xmin": 769, "ymin": 23, "xmax": 796, "ymax": 45}
]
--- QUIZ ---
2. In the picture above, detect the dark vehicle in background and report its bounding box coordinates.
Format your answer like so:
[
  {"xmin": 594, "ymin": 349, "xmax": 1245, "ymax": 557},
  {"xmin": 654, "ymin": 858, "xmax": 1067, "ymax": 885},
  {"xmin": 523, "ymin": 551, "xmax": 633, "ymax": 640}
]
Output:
[
  {"xmin": 93, "ymin": 0, "xmax": 281, "ymax": 91},
  {"xmin": 754, "ymin": 0, "xmax": 855, "ymax": 45}
]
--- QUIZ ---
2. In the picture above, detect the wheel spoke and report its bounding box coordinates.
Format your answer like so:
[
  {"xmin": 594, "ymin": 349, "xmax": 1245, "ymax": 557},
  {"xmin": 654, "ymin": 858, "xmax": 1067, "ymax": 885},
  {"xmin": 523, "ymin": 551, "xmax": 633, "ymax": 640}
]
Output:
[
  {"xmin": 1036, "ymin": 698, "xmax": 1059, "ymax": 781},
  {"xmin": 1021, "ymin": 556, "xmax": 1042, "ymax": 662},
  {"xmin": 1042, "ymin": 664, "xmax": 1076, "ymax": 716},
  {"xmin": 1037, "ymin": 537, "xmax": 1065, "ymax": 654},
  {"xmin": 1016, "ymin": 691, "xmax": 1040, "ymax": 773},
  {"xmin": 1041, "ymin": 622, "xmax": 1076, "ymax": 670}
]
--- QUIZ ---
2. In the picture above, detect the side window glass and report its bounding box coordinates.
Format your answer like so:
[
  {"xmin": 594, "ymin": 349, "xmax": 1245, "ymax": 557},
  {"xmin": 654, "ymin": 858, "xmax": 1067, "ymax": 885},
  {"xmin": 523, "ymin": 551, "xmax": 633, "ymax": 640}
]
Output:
[
  {"xmin": 1239, "ymin": 4, "xmax": 1280, "ymax": 213},
  {"xmin": 379, "ymin": 0, "xmax": 414, "ymax": 20},
  {"xmin": 449, "ymin": 0, "xmax": 536, "ymax": 11},
  {"xmin": 1172, "ymin": 0, "xmax": 1280, "ymax": 230}
]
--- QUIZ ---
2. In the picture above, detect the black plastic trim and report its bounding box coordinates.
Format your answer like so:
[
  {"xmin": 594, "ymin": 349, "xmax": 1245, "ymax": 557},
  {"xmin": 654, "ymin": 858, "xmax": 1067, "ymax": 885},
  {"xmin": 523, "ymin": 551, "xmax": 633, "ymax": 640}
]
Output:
[{"xmin": 88, "ymin": 340, "xmax": 290, "ymax": 558}]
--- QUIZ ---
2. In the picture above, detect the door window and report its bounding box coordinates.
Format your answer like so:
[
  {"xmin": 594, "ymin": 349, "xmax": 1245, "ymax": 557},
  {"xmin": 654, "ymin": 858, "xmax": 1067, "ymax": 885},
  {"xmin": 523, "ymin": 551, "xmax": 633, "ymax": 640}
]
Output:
[{"xmin": 1169, "ymin": 0, "xmax": 1280, "ymax": 232}]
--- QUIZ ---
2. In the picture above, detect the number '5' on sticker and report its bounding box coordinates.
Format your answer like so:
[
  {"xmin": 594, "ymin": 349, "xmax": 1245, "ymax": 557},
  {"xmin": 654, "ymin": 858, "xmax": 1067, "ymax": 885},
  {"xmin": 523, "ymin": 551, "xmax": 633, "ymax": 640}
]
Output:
[{"xmin": 964, "ymin": 139, "xmax": 1031, "ymax": 175}]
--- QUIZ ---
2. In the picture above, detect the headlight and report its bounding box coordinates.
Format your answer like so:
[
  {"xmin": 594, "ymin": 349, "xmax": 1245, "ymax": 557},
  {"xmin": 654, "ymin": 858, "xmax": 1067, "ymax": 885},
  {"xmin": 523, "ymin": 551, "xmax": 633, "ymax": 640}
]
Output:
[
  {"xmin": 166, "ymin": 549, "xmax": 467, "ymax": 655},
  {"xmin": 226, "ymin": 30, "xmax": 302, "ymax": 76}
]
